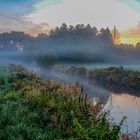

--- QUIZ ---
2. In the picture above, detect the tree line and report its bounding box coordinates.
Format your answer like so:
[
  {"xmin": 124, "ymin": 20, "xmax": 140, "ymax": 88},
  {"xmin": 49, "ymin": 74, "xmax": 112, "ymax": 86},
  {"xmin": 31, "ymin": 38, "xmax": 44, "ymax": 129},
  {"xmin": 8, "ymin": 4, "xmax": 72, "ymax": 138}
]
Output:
[{"xmin": 49, "ymin": 23, "xmax": 114, "ymax": 44}]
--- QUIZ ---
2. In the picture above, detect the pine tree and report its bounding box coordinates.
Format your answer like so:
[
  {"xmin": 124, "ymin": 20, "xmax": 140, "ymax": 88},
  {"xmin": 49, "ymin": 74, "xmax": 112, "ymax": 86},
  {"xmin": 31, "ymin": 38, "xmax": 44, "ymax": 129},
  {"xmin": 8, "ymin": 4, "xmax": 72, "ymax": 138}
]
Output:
[{"xmin": 112, "ymin": 26, "xmax": 120, "ymax": 45}]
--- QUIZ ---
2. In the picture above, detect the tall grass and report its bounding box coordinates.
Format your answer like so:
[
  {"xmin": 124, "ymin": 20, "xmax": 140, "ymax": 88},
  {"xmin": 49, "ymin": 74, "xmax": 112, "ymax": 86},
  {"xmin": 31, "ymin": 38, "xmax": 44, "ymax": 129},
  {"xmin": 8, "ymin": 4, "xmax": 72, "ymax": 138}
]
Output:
[{"xmin": 0, "ymin": 65, "xmax": 121, "ymax": 140}]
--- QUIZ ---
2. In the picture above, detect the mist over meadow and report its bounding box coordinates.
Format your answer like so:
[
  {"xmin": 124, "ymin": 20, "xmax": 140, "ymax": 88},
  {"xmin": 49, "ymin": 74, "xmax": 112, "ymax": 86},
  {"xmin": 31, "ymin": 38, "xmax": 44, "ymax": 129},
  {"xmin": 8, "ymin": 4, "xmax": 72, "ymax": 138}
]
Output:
[
  {"xmin": 1, "ymin": 0, "xmax": 140, "ymax": 138},
  {"xmin": 1, "ymin": 23, "xmax": 140, "ymax": 100},
  {"xmin": 0, "ymin": 23, "xmax": 140, "ymax": 67}
]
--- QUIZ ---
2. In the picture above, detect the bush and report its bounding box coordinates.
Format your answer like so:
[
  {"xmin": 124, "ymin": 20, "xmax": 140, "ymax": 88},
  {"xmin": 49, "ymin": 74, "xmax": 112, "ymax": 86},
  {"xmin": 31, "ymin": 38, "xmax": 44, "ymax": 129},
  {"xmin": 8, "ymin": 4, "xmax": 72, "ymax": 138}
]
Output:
[{"xmin": 36, "ymin": 53, "xmax": 58, "ymax": 68}]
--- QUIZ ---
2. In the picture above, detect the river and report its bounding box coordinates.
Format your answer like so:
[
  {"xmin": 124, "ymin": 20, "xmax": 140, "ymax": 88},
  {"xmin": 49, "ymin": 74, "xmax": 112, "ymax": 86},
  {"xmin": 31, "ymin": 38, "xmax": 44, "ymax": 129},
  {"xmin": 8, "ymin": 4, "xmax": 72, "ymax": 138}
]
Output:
[{"xmin": 23, "ymin": 63, "xmax": 140, "ymax": 133}]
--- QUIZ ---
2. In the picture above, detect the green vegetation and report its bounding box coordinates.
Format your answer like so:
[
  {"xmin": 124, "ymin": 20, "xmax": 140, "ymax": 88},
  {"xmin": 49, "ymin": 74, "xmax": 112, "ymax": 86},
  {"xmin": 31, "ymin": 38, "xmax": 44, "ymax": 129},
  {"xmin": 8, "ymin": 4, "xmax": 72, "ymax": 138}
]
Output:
[
  {"xmin": 90, "ymin": 67, "xmax": 140, "ymax": 93},
  {"xmin": 36, "ymin": 53, "xmax": 58, "ymax": 68},
  {"xmin": 0, "ymin": 65, "xmax": 121, "ymax": 140},
  {"xmin": 63, "ymin": 66, "xmax": 140, "ymax": 95}
]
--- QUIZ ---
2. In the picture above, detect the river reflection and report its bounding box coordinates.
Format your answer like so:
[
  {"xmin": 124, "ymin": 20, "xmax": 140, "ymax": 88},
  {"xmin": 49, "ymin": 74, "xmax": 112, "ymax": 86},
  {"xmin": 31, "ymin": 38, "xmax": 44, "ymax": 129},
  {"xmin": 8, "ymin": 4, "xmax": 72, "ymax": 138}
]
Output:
[
  {"xmin": 29, "ymin": 64, "xmax": 140, "ymax": 133},
  {"xmin": 107, "ymin": 93, "xmax": 140, "ymax": 133}
]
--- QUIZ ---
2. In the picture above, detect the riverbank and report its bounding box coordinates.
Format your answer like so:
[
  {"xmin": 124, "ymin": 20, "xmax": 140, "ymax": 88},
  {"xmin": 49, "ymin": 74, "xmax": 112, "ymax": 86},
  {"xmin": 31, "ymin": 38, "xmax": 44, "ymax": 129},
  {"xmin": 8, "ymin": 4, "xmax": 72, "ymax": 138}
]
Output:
[
  {"xmin": 0, "ymin": 65, "xmax": 121, "ymax": 140},
  {"xmin": 59, "ymin": 66, "xmax": 140, "ymax": 96}
]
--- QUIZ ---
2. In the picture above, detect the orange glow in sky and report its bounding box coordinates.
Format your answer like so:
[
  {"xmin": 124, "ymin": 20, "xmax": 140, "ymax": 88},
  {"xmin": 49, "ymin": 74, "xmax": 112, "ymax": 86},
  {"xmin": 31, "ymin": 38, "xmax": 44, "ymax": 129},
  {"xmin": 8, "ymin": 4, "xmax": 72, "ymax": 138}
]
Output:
[
  {"xmin": 120, "ymin": 36, "xmax": 140, "ymax": 45},
  {"xmin": 120, "ymin": 24, "xmax": 140, "ymax": 45}
]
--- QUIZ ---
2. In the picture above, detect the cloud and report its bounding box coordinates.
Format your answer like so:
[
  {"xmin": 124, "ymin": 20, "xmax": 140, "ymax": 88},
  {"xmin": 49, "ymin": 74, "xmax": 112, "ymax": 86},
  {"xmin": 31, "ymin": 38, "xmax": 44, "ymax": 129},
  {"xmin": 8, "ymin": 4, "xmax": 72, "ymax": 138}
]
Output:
[
  {"xmin": 29, "ymin": 0, "xmax": 140, "ymax": 30},
  {"xmin": 0, "ymin": 0, "xmax": 52, "ymax": 33},
  {"xmin": 0, "ymin": 18, "xmax": 31, "ymax": 31},
  {"xmin": 24, "ymin": 23, "xmax": 52, "ymax": 36},
  {"xmin": 0, "ymin": 0, "xmax": 140, "ymax": 34},
  {"xmin": 121, "ymin": 23, "xmax": 140, "ymax": 44},
  {"xmin": 0, "ymin": 17, "xmax": 52, "ymax": 36},
  {"xmin": 122, "ymin": 23, "xmax": 140, "ymax": 37}
]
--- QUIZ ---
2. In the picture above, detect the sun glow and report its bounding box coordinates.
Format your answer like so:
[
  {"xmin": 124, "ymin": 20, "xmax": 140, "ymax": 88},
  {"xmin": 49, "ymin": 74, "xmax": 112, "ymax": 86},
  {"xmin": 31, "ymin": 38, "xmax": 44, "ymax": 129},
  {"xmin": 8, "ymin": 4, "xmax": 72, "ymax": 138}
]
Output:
[
  {"xmin": 120, "ymin": 37, "xmax": 140, "ymax": 45},
  {"xmin": 120, "ymin": 24, "xmax": 140, "ymax": 45}
]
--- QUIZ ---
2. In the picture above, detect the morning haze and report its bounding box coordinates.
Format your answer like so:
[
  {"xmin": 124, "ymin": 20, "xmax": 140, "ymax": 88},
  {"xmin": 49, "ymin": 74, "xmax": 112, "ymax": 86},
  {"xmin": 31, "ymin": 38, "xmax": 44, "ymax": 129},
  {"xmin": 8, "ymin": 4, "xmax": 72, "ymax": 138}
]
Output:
[{"xmin": 0, "ymin": 0, "xmax": 140, "ymax": 139}]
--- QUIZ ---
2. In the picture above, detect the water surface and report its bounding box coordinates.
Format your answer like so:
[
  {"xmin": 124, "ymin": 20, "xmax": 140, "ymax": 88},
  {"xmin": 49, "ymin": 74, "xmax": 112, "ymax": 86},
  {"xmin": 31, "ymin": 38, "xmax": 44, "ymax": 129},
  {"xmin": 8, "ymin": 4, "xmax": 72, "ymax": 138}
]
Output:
[{"xmin": 106, "ymin": 93, "xmax": 140, "ymax": 133}]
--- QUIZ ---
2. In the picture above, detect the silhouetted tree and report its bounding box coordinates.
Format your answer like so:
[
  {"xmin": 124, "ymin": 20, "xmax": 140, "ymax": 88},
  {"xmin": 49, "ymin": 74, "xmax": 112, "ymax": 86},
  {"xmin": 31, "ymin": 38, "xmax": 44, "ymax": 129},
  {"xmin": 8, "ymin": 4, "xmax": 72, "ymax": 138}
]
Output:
[
  {"xmin": 112, "ymin": 26, "xmax": 120, "ymax": 45},
  {"xmin": 69, "ymin": 25, "xmax": 74, "ymax": 32},
  {"xmin": 92, "ymin": 26, "xmax": 98, "ymax": 38},
  {"xmin": 60, "ymin": 23, "xmax": 68, "ymax": 34},
  {"xmin": 135, "ymin": 42, "xmax": 140, "ymax": 49},
  {"xmin": 99, "ymin": 27, "xmax": 113, "ymax": 44},
  {"xmin": 50, "ymin": 24, "xmax": 114, "ymax": 43}
]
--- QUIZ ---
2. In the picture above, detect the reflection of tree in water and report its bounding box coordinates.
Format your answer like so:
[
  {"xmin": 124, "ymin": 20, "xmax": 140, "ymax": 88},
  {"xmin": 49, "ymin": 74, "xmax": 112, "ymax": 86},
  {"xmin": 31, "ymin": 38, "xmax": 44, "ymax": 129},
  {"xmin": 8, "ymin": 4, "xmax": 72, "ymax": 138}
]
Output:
[{"xmin": 51, "ymin": 66, "xmax": 140, "ymax": 97}]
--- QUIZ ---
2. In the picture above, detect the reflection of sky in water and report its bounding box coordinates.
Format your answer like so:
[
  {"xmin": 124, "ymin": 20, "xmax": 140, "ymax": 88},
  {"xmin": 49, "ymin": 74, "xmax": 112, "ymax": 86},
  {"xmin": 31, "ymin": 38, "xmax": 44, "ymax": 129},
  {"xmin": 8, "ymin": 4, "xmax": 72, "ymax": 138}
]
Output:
[
  {"xmin": 107, "ymin": 94, "xmax": 140, "ymax": 133},
  {"xmin": 30, "ymin": 63, "xmax": 140, "ymax": 133}
]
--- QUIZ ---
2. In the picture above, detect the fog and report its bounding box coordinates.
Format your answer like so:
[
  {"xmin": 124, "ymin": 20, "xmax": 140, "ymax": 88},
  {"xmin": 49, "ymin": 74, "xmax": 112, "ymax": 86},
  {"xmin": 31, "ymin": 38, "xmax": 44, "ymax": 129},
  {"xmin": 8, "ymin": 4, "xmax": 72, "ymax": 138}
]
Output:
[{"xmin": 0, "ymin": 30, "xmax": 140, "ymax": 100}]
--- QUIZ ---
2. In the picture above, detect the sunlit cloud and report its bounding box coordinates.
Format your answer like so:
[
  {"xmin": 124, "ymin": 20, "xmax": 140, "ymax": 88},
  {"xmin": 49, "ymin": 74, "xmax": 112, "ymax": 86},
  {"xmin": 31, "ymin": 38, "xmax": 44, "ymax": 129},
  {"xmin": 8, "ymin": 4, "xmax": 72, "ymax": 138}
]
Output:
[
  {"xmin": 0, "ymin": 0, "xmax": 61, "ymax": 34},
  {"xmin": 0, "ymin": 18, "xmax": 52, "ymax": 36},
  {"xmin": 29, "ymin": 0, "xmax": 140, "ymax": 30},
  {"xmin": 121, "ymin": 23, "xmax": 140, "ymax": 44},
  {"xmin": 1, "ymin": 0, "xmax": 140, "ymax": 40}
]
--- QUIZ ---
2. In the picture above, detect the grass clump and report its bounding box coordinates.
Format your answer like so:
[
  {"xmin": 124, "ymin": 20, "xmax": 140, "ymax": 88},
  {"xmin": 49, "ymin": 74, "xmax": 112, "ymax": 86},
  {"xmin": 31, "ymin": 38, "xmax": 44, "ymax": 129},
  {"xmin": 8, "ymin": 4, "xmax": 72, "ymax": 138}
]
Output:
[{"xmin": 0, "ymin": 65, "xmax": 121, "ymax": 140}]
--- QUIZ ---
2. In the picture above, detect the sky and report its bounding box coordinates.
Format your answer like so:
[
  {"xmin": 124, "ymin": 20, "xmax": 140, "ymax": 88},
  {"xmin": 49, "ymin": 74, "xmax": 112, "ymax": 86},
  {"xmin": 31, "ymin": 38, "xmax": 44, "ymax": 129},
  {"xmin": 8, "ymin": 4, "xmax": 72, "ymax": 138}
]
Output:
[{"xmin": 0, "ymin": 0, "xmax": 140, "ymax": 44}]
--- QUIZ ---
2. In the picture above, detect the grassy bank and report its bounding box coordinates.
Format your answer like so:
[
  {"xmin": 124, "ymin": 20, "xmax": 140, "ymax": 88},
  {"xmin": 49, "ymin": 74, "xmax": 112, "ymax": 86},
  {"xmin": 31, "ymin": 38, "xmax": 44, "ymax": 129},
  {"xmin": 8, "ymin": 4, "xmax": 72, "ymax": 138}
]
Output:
[
  {"xmin": 0, "ymin": 65, "xmax": 121, "ymax": 140},
  {"xmin": 61, "ymin": 66, "xmax": 140, "ymax": 95},
  {"xmin": 89, "ymin": 67, "xmax": 140, "ymax": 94}
]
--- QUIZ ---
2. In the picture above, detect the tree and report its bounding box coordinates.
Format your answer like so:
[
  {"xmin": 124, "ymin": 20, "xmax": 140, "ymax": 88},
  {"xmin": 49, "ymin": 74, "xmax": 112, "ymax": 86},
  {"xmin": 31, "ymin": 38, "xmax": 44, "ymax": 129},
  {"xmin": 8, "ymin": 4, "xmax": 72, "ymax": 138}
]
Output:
[
  {"xmin": 92, "ymin": 26, "xmax": 98, "ymax": 38},
  {"xmin": 69, "ymin": 25, "xmax": 74, "ymax": 32},
  {"xmin": 75, "ymin": 24, "xmax": 85, "ymax": 32},
  {"xmin": 99, "ymin": 27, "xmax": 113, "ymax": 44},
  {"xmin": 60, "ymin": 23, "xmax": 68, "ymax": 33},
  {"xmin": 112, "ymin": 26, "xmax": 121, "ymax": 45},
  {"xmin": 135, "ymin": 42, "xmax": 140, "ymax": 49}
]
